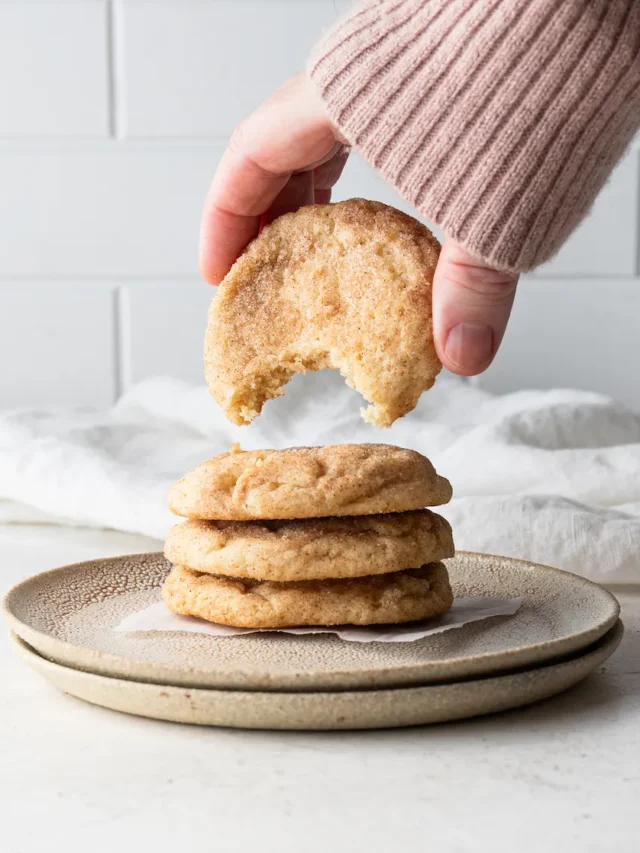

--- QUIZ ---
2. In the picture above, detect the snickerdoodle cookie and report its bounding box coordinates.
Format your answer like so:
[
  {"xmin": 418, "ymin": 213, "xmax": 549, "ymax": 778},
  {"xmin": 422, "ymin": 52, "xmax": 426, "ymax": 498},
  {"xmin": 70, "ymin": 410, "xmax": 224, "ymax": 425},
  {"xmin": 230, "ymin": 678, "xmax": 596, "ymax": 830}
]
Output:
[
  {"xmin": 204, "ymin": 199, "xmax": 441, "ymax": 428},
  {"xmin": 164, "ymin": 511, "xmax": 454, "ymax": 582},
  {"xmin": 161, "ymin": 562, "xmax": 453, "ymax": 628},
  {"xmin": 168, "ymin": 444, "xmax": 452, "ymax": 521}
]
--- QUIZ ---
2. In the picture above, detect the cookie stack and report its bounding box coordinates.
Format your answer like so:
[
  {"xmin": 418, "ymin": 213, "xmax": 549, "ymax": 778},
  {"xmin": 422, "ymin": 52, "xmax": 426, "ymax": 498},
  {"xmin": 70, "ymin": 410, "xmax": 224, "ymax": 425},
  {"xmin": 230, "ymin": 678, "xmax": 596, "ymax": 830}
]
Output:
[{"xmin": 162, "ymin": 444, "xmax": 455, "ymax": 629}]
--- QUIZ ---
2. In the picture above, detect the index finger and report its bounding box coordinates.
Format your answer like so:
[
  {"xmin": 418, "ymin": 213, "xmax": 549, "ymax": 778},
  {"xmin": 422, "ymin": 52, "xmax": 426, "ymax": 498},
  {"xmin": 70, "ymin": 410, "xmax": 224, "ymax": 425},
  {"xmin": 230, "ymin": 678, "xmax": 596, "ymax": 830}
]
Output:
[
  {"xmin": 199, "ymin": 140, "xmax": 291, "ymax": 284},
  {"xmin": 199, "ymin": 73, "xmax": 340, "ymax": 284}
]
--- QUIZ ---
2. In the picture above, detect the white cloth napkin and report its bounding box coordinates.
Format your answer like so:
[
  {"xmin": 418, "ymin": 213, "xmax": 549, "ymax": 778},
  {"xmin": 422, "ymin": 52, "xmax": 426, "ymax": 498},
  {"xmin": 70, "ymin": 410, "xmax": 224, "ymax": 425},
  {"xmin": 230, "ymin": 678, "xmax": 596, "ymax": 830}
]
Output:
[{"xmin": 1, "ymin": 372, "xmax": 639, "ymax": 583}]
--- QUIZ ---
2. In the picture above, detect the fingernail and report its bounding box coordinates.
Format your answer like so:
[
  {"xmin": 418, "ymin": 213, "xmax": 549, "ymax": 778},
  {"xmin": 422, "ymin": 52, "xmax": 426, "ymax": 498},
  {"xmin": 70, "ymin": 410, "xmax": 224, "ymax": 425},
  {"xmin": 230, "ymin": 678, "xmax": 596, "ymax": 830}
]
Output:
[{"xmin": 444, "ymin": 322, "xmax": 494, "ymax": 374}]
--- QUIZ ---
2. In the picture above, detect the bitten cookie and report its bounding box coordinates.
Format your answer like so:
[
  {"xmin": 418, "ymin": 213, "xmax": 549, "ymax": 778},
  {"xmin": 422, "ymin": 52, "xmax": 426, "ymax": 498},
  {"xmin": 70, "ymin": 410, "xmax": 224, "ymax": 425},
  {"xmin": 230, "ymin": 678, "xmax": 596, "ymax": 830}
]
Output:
[
  {"xmin": 204, "ymin": 199, "xmax": 441, "ymax": 428},
  {"xmin": 161, "ymin": 562, "xmax": 454, "ymax": 628},
  {"xmin": 164, "ymin": 511, "xmax": 454, "ymax": 582},
  {"xmin": 168, "ymin": 444, "xmax": 452, "ymax": 521}
]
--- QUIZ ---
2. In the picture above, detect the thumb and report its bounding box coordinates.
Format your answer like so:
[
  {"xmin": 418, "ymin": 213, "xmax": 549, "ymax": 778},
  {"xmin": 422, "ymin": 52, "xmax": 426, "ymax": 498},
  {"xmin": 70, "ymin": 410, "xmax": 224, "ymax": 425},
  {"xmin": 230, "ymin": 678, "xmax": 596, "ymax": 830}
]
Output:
[{"xmin": 432, "ymin": 238, "xmax": 519, "ymax": 376}]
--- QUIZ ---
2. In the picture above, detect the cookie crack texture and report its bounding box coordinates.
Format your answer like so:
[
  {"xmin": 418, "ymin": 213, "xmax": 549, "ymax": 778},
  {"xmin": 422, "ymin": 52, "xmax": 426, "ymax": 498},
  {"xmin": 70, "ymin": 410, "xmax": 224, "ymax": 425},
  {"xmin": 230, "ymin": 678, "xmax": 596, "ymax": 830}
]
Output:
[
  {"xmin": 167, "ymin": 444, "xmax": 453, "ymax": 522},
  {"xmin": 205, "ymin": 199, "xmax": 442, "ymax": 427},
  {"xmin": 161, "ymin": 563, "xmax": 453, "ymax": 628},
  {"xmin": 163, "ymin": 510, "xmax": 455, "ymax": 582}
]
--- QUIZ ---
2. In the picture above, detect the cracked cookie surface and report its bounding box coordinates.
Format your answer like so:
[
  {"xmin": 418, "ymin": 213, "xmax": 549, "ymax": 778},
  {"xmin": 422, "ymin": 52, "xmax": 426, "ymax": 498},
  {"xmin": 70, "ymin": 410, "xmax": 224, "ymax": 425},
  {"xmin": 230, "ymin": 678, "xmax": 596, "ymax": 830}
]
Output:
[
  {"xmin": 164, "ymin": 511, "xmax": 454, "ymax": 582},
  {"xmin": 168, "ymin": 443, "xmax": 452, "ymax": 521},
  {"xmin": 161, "ymin": 562, "xmax": 453, "ymax": 628},
  {"xmin": 204, "ymin": 198, "xmax": 441, "ymax": 427}
]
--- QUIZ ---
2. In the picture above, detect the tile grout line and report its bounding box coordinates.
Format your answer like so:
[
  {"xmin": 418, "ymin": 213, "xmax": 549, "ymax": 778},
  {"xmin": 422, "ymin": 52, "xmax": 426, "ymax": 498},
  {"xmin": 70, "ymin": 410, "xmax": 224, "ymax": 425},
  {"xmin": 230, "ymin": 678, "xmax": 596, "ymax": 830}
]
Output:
[
  {"xmin": 105, "ymin": 0, "xmax": 125, "ymax": 140},
  {"xmin": 0, "ymin": 275, "xmax": 205, "ymax": 284},
  {"xmin": 3, "ymin": 274, "xmax": 639, "ymax": 284},
  {"xmin": 0, "ymin": 136, "xmax": 228, "ymax": 148},
  {"xmin": 635, "ymin": 148, "xmax": 640, "ymax": 277},
  {"xmin": 105, "ymin": 0, "xmax": 117, "ymax": 139},
  {"xmin": 113, "ymin": 286, "xmax": 132, "ymax": 400}
]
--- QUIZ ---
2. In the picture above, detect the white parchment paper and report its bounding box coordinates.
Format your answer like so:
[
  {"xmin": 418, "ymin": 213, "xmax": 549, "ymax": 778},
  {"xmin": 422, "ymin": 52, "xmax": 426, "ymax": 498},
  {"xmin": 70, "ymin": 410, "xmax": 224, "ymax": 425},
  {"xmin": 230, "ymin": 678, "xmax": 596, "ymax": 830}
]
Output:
[{"xmin": 114, "ymin": 597, "xmax": 523, "ymax": 644}]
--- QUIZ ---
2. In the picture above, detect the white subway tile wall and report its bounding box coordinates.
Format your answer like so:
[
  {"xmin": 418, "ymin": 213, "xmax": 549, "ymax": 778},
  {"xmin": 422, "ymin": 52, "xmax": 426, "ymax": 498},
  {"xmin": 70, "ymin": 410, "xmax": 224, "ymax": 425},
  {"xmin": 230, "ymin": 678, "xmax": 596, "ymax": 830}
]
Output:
[
  {"xmin": 125, "ymin": 280, "xmax": 213, "ymax": 386},
  {"xmin": 0, "ymin": 283, "xmax": 115, "ymax": 406},
  {"xmin": 0, "ymin": 0, "xmax": 638, "ymax": 410},
  {"xmin": 0, "ymin": 144, "xmax": 222, "ymax": 277},
  {"xmin": 477, "ymin": 278, "xmax": 640, "ymax": 404},
  {"xmin": 0, "ymin": 2, "xmax": 109, "ymax": 138},
  {"xmin": 120, "ymin": 1, "xmax": 346, "ymax": 138}
]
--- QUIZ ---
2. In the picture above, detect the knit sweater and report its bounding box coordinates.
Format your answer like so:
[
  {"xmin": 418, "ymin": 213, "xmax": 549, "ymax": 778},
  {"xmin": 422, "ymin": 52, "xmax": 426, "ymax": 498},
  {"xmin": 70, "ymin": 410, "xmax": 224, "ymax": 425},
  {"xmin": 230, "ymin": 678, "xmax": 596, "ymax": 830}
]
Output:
[{"xmin": 308, "ymin": 0, "xmax": 640, "ymax": 272}]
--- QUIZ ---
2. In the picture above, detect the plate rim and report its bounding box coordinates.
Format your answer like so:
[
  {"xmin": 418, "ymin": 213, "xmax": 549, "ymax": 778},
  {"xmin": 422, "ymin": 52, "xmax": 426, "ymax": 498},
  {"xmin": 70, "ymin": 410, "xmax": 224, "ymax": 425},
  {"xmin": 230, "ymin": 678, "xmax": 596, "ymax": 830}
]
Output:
[
  {"xmin": 11, "ymin": 620, "xmax": 624, "ymax": 694},
  {"xmin": 2, "ymin": 550, "xmax": 621, "ymax": 690},
  {"xmin": 8, "ymin": 622, "xmax": 624, "ymax": 729}
]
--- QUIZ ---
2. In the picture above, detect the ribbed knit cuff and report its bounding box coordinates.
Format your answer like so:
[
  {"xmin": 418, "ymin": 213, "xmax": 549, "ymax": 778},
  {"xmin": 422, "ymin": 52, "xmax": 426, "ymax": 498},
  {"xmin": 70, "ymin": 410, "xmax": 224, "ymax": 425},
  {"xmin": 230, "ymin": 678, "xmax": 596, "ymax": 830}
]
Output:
[{"xmin": 308, "ymin": 0, "xmax": 640, "ymax": 272}]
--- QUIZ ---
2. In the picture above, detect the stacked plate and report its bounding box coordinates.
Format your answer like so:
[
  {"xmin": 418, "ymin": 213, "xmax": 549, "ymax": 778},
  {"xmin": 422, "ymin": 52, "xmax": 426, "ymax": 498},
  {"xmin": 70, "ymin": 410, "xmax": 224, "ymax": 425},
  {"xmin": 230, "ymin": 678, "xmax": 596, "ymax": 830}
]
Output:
[{"xmin": 3, "ymin": 551, "xmax": 622, "ymax": 730}]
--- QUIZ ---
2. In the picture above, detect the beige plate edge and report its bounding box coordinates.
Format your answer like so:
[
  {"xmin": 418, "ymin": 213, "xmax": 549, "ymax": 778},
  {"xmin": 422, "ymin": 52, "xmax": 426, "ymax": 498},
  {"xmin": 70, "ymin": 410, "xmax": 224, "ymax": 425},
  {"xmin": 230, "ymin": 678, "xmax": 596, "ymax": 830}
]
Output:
[
  {"xmin": 2, "ymin": 551, "xmax": 621, "ymax": 691},
  {"xmin": 9, "ymin": 620, "xmax": 624, "ymax": 731}
]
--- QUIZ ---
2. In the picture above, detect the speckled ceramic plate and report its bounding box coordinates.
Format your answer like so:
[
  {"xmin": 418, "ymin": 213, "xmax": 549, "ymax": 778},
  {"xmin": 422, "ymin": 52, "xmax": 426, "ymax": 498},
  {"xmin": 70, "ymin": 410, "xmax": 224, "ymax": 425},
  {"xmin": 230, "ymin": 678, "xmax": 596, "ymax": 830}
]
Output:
[
  {"xmin": 10, "ymin": 622, "xmax": 623, "ymax": 730},
  {"xmin": 2, "ymin": 552, "xmax": 620, "ymax": 691}
]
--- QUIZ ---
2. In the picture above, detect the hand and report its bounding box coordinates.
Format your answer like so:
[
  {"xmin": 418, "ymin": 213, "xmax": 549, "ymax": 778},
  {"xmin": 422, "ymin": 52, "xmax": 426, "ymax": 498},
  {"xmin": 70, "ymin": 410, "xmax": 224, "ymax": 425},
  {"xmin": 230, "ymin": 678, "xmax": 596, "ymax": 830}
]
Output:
[
  {"xmin": 199, "ymin": 73, "xmax": 519, "ymax": 376},
  {"xmin": 199, "ymin": 73, "xmax": 348, "ymax": 284}
]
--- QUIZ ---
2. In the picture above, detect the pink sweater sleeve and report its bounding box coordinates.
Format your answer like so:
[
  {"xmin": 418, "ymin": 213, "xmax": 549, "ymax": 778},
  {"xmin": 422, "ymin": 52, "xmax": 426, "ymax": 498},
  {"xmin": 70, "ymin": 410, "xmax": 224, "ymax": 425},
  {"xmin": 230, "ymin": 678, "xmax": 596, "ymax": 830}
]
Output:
[{"xmin": 308, "ymin": 0, "xmax": 640, "ymax": 272}]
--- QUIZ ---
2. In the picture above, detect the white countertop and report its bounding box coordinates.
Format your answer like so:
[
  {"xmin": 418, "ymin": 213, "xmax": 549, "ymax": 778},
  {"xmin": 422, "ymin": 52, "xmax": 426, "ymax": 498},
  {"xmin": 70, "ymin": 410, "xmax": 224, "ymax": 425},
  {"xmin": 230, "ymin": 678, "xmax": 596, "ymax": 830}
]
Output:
[{"xmin": 1, "ymin": 523, "xmax": 639, "ymax": 853}]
